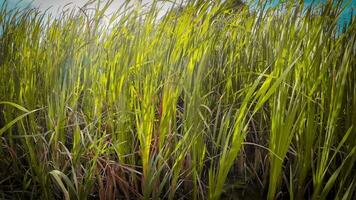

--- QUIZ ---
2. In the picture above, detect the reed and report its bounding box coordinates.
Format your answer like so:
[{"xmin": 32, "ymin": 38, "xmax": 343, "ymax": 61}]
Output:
[{"xmin": 0, "ymin": 0, "xmax": 355, "ymax": 199}]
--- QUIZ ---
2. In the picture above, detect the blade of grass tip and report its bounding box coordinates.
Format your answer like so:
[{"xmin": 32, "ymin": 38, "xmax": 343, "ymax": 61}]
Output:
[
  {"xmin": 50, "ymin": 170, "xmax": 71, "ymax": 200},
  {"xmin": 0, "ymin": 101, "xmax": 30, "ymax": 112},
  {"xmin": 52, "ymin": 170, "xmax": 78, "ymax": 199},
  {"xmin": 0, "ymin": 108, "xmax": 43, "ymax": 136}
]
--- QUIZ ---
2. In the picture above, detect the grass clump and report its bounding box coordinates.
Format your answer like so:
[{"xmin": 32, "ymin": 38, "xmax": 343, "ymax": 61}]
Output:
[{"xmin": 0, "ymin": 0, "xmax": 355, "ymax": 199}]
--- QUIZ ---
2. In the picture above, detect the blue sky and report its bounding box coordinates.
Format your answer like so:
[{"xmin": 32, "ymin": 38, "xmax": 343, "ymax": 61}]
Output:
[
  {"xmin": 260, "ymin": 0, "xmax": 355, "ymax": 26},
  {"xmin": 301, "ymin": 0, "xmax": 355, "ymax": 25}
]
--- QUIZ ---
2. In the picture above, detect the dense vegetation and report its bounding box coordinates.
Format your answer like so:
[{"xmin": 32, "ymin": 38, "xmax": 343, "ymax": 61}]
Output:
[{"xmin": 0, "ymin": 0, "xmax": 355, "ymax": 199}]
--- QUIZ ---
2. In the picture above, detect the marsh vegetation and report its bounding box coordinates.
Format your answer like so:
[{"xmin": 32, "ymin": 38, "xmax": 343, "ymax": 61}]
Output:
[{"xmin": 0, "ymin": 0, "xmax": 355, "ymax": 199}]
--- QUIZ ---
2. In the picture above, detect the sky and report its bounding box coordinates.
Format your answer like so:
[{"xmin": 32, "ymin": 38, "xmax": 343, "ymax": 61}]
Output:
[
  {"xmin": 260, "ymin": 0, "xmax": 356, "ymax": 26},
  {"xmin": 2, "ymin": 0, "xmax": 156, "ymax": 16},
  {"xmin": 1, "ymin": 0, "xmax": 355, "ymax": 25},
  {"xmin": 304, "ymin": 0, "xmax": 355, "ymax": 25}
]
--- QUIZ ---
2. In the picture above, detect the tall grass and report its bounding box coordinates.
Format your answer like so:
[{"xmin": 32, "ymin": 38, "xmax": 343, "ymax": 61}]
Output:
[{"xmin": 0, "ymin": 0, "xmax": 355, "ymax": 199}]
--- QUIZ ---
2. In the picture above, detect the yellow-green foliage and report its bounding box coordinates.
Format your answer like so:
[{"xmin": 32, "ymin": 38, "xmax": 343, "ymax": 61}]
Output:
[{"xmin": 0, "ymin": 0, "xmax": 355, "ymax": 199}]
